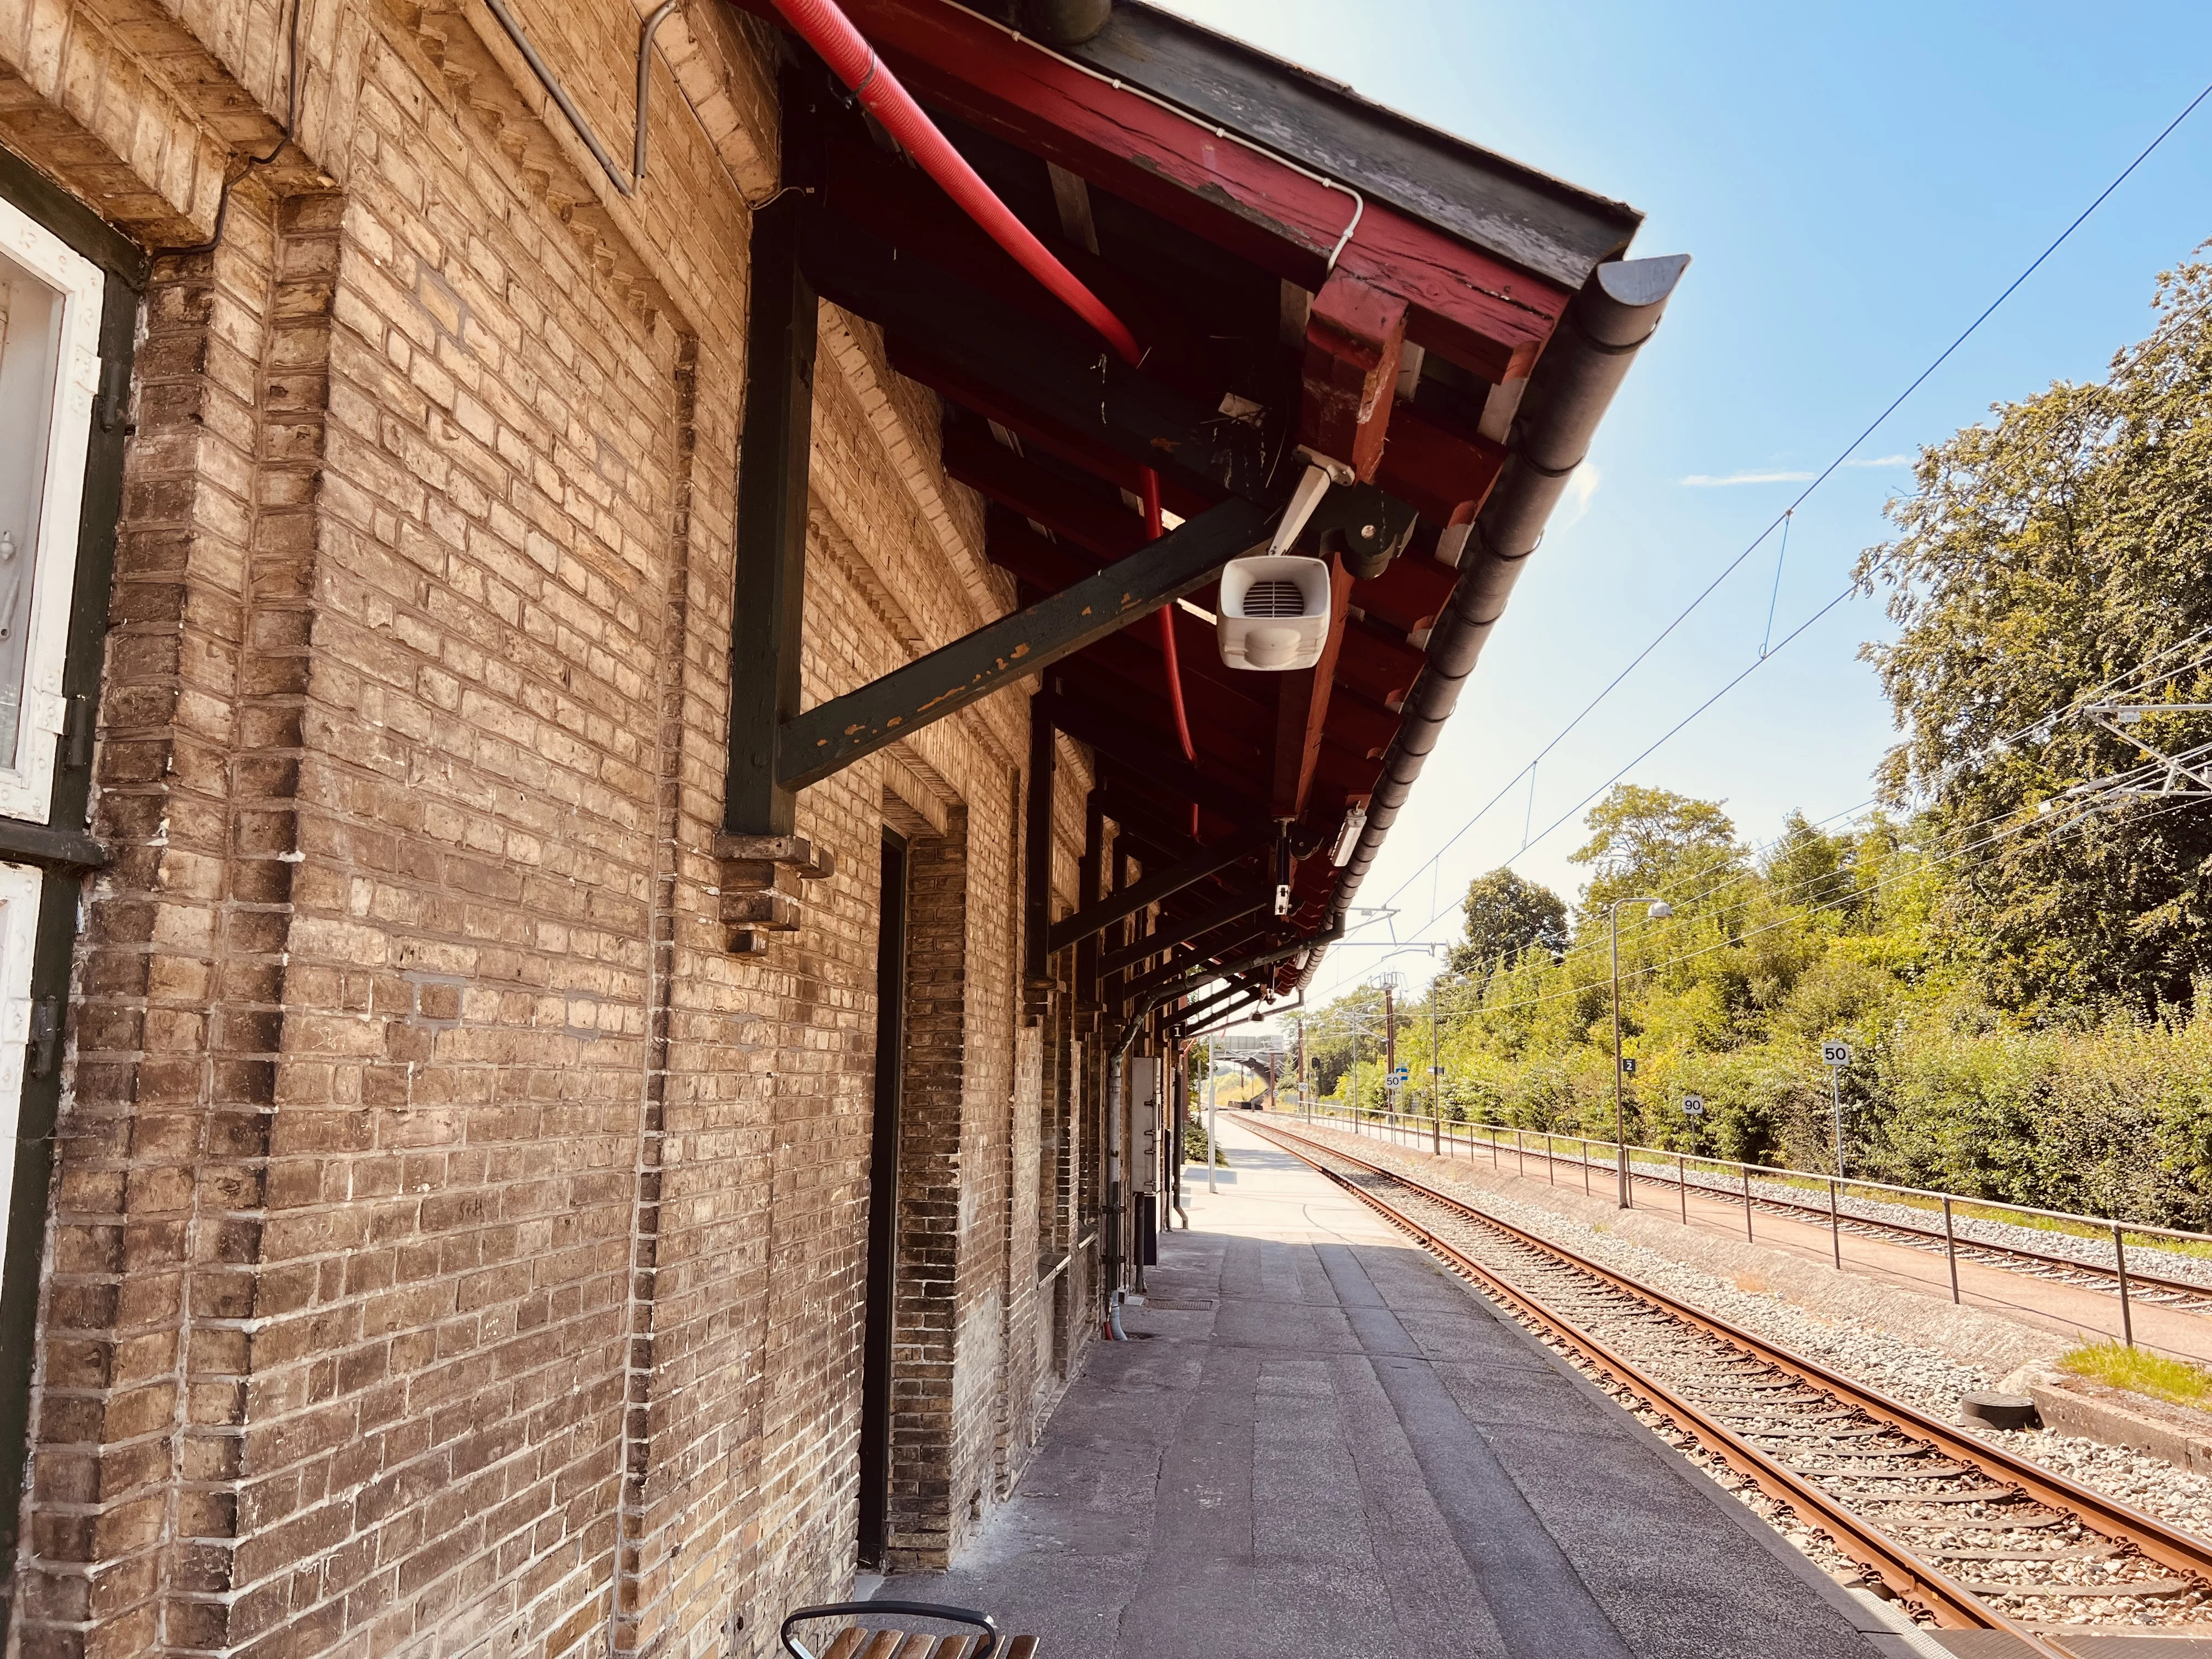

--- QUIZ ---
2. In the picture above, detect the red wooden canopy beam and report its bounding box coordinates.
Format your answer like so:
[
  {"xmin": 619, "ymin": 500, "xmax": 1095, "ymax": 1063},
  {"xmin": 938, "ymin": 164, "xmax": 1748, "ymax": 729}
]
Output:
[
  {"xmin": 1320, "ymin": 689, "xmax": 1398, "ymax": 763},
  {"xmin": 819, "ymin": 132, "xmax": 1257, "ymax": 416},
  {"xmin": 950, "ymin": 428, "xmax": 1149, "ymax": 560},
  {"xmin": 1301, "ymin": 269, "xmax": 1408, "ymax": 483},
  {"xmin": 1375, "ymin": 405, "xmax": 1508, "ymax": 528},
  {"xmin": 1267, "ymin": 557, "xmax": 1355, "ymax": 817},
  {"xmin": 729, "ymin": 0, "xmax": 1569, "ymax": 382},
  {"xmin": 888, "ymin": 343, "xmax": 1220, "ymax": 520}
]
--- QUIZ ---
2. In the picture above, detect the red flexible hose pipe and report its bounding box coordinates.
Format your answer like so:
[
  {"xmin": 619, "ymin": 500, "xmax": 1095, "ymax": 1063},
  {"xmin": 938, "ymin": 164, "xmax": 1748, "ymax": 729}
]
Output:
[
  {"xmin": 1139, "ymin": 471, "xmax": 1195, "ymax": 760},
  {"xmin": 768, "ymin": 0, "xmax": 1139, "ymax": 366},
  {"xmin": 1141, "ymin": 469, "xmax": 1201, "ymax": 836},
  {"xmin": 766, "ymin": 0, "xmax": 1201, "ymax": 778}
]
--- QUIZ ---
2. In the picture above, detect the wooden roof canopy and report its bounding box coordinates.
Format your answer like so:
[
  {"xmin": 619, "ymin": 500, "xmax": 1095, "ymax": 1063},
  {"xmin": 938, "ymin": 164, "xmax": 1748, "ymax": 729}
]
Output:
[{"xmin": 725, "ymin": 0, "xmax": 1650, "ymax": 1024}]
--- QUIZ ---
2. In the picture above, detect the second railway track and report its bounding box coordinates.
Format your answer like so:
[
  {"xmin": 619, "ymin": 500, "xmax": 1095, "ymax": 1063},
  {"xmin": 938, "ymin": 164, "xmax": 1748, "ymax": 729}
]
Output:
[{"xmin": 1248, "ymin": 1118, "xmax": 2212, "ymax": 1655}]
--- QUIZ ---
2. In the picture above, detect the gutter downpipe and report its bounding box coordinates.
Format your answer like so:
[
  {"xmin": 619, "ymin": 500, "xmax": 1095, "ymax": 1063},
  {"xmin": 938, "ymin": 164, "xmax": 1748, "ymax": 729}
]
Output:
[
  {"xmin": 1301, "ymin": 253, "xmax": 1692, "ymax": 984},
  {"xmin": 761, "ymin": 0, "xmax": 1200, "ymax": 769}
]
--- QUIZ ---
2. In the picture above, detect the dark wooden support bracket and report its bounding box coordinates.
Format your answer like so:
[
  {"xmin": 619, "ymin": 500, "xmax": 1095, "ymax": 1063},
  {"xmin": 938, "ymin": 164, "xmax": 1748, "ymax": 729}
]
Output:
[
  {"xmin": 803, "ymin": 217, "xmax": 1274, "ymax": 504},
  {"xmin": 1168, "ymin": 977, "xmax": 1258, "ymax": 1030},
  {"xmin": 1302, "ymin": 269, "xmax": 1409, "ymax": 483},
  {"xmin": 1075, "ymin": 787, "xmax": 1105, "ymax": 1019},
  {"xmin": 1119, "ymin": 920, "xmax": 1278, "ymax": 1005},
  {"xmin": 780, "ymin": 495, "xmax": 1273, "ymax": 791},
  {"xmin": 1040, "ymin": 693, "xmax": 1267, "ymax": 827},
  {"xmin": 1046, "ymin": 820, "xmax": 1269, "ymax": 956},
  {"xmin": 721, "ymin": 71, "xmax": 826, "ymax": 955},
  {"xmin": 1176, "ymin": 985, "xmax": 1269, "ymax": 1036},
  {"xmin": 1023, "ymin": 697, "xmax": 1057, "ymax": 1020},
  {"xmin": 1097, "ymin": 888, "xmax": 1268, "ymax": 978},
  {"xmin": 725, "ymin": 130, "xmax": 819, "ymax": 841},
  {"xmin": 1156, "ymin": 924, "xmax": 1342, "ymax": 1026}
]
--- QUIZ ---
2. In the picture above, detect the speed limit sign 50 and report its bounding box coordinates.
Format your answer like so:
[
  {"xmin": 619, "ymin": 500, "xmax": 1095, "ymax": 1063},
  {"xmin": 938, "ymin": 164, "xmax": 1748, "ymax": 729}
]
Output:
[{"xmin": 1821, "ymin": 1041, "xmax": 1852, "ymax": 1068}]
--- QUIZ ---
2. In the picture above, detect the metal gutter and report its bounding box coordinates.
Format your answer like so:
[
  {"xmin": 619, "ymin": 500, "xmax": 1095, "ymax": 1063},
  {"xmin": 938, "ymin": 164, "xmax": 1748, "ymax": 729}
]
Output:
[
  {"xmin": 1303, "ymin": 252, "xmax": 1691, "ymax": 986},
  {"xmin": 1060, "ymin": 1, "xmax": 1643, "ymax": 289}
]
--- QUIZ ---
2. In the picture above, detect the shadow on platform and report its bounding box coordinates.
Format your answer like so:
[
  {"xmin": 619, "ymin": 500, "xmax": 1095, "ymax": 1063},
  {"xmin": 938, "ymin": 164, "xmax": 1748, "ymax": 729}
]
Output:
[{"xmin": 883, "ymin": 1117, "xmax": 1935, "ymax": 1658}]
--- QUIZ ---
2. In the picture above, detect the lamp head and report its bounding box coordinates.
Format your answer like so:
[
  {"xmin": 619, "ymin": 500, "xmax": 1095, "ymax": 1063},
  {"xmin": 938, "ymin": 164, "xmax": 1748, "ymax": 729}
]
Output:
[{"xmin": 1647, "ymin": 900, "xmax": 1673, "ymax": 921}]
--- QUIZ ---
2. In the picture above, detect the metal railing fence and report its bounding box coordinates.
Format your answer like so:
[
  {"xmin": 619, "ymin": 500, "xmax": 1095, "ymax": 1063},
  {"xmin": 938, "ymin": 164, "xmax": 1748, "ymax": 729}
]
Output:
[{"xmin": 1274, "ymin": 1099, "xmax": 2212, "ymax": 1347}]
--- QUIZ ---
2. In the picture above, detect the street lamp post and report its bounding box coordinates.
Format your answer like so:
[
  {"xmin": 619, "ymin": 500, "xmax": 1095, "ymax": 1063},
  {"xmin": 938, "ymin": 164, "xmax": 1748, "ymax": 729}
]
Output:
[{"xmin": 1610, "ymin": 895, "xmax": 1674, "ymax": 1208}]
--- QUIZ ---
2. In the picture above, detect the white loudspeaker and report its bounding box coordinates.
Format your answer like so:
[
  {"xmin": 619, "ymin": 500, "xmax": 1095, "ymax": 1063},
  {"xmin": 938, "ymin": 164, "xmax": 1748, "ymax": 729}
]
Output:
[{"xmin": 1216, "ymin": 554, "xmax": 1330, "ymax": 671}]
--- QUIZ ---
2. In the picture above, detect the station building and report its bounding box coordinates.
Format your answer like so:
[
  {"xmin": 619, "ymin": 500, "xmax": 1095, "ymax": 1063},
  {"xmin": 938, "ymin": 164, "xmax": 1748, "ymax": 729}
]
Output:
[{"xmin": 0, "ymin": 0, "xmax": 1676, "ymax": 1650}]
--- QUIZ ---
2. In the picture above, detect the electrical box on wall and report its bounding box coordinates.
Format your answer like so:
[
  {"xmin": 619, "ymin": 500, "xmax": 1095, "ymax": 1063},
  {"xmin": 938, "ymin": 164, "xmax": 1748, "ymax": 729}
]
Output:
[{"xmin": 1129, "ymin": 1056, "xmax": 1162, "ymax": 1193}]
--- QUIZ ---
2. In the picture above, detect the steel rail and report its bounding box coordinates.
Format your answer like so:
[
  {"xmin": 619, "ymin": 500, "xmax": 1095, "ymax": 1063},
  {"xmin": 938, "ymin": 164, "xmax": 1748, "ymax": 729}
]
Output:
[
  {"xmin": 1335, "ymin": 1110, "xmax": 2212, "ymax": 1308},
  {"xmin": 1252, "ymin": 1120, "xmax": 2212, "ymax": 1649}
]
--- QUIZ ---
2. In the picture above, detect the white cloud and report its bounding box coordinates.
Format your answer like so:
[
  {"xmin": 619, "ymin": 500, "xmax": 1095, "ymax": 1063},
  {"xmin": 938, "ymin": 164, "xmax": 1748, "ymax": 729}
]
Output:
[
  {"xmin": 1560, "ymin": 461, "xmax": 1601, "ymax": 526},
  {"xmin": 1680, "ymin": 469, "xmax": 1816, "ymax": 487},
  {"xmin": 1679, "ymin": 454, "xmax": 1914, "ymax": 487}
]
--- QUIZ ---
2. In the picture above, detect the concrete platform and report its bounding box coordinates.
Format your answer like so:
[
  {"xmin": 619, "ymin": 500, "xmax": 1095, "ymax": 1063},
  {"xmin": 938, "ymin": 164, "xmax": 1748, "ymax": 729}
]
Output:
[{"xmin": 884, "ymin": 1117, "xmax": 1927, "ymax": 1657}]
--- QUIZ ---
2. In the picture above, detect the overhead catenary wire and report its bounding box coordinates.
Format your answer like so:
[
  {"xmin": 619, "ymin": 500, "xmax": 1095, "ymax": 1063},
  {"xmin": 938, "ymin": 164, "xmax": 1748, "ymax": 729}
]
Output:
[
  {"xmin": 1358, "ymin": 73, "xmax": 2212, "ymax": 928},
  {"xmin": 1315, "ymin": 712, "xmax": 2212, "ymax": 1033},
  {"xmin": 1339, "ymin": 630, "xmax": 2212, "ymax": 994},
  {"xmin": 1444, "ymin": 708, "xmax": 2212, "ymax": 996},
  {"xmin": 1337, "ymin": 774, "xmax": 2207, "ymax": 1035},
  {"xmin": 1443, "ymin": 786, "xmax": 2204, "ymax": 1025}
]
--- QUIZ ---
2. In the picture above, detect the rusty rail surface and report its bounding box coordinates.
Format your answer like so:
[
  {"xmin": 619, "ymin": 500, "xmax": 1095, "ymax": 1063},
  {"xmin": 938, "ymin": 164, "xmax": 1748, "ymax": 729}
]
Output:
[{"xmin": 1250, "ymin": 1119, "xmax": 2212, "ymax": 1654}]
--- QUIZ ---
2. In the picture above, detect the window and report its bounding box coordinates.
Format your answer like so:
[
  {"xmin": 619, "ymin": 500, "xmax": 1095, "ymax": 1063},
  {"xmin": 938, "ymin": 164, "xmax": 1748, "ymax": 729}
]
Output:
[
  {"xmin": 0, "ymin": 199, "xmax": 103, "ymax": 822},
  {"xmin": 0, "ymin": 860, "xmax": 40, "ymax": 1250}
]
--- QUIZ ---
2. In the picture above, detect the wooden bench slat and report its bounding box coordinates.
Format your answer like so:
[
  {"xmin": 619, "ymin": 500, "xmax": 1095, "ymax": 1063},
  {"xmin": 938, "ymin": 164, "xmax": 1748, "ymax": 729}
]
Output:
[{"xmin": 805, "ymin": 1620, "xmax": 1034, "ymax": 1659}]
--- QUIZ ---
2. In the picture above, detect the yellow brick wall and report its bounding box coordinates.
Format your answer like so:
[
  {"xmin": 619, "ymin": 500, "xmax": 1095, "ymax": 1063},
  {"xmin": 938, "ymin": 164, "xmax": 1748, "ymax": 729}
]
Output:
[{"xmin": 1, "ymin": 0, "xmax": 1092, "ymax": 1651}]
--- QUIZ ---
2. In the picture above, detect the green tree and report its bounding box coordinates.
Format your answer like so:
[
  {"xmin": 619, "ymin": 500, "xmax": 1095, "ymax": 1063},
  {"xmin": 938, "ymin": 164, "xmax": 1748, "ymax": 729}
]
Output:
[
  {"xmin": 1446, "ymin": 867, "xmax": 1569, "ymax": 978},
  {"xmin": 1570, "ymin": 783, "xmax": 1741, "ymax": 920},
  {"xmin": 1763, "ymin": 811, "xmax": 1860, "ymax": 919},
  {"xmin": 1858, "ymin": 254, "xmax": 2212, "ymax": 1013}
]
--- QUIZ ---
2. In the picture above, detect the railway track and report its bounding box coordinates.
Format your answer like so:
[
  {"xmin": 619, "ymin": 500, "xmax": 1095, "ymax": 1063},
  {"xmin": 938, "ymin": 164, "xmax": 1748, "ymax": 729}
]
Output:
[
  {"xmin": 1329, "ymin": 1113, "xmax": 2212, "ymax": 1314},
  {"xmin": 1249, "ymin": 1119, "xmax": 2212, "ymax": 1656}
]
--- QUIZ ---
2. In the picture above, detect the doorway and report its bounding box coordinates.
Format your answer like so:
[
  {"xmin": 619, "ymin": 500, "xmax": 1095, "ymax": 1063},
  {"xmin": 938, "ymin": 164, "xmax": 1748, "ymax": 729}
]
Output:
[{"xmin": 857, "ymin": 828, "xmax": 908, "ymax": 1567}]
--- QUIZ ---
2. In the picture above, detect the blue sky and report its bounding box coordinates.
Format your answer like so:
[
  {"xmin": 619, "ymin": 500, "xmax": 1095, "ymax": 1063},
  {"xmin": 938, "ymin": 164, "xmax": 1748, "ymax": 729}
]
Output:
[{"xmin": 1159, "ymin": 0, "xmax": 2212, "ymax": 1005}]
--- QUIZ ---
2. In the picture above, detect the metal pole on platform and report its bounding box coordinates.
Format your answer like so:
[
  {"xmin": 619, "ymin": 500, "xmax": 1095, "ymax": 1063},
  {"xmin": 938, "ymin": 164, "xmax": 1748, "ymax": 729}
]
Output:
[
  {"xmin": 1942, "ymin": 1196, "xmax": 1959, "ymax": 1301},
  {"xmin": 1742, "ymin": 1163, "xmax": 1754, "ymax": 1242},
  {"xmin": 1206, "ymin": 1040, "xmax": 1217, "ymax": 1195},
  {"xmin": 1581, "ymin": 1139, "xmax": 1591, "ymax": 1196},
  {"xmin": 1830, "ymin": 1178, "xmax": 1842, "ymax": 1268},
  {"xmin": 1546, "ymin": 1134, "xmax": 1555, "ymax": 1184},
  {"xmin": 1679, "ymin": 1154, "xmax": 1688, "ymax": 1224},
  {"xmin": 2114, "ymin": 1223, "xmax": 2134, "ymax": 1348}
]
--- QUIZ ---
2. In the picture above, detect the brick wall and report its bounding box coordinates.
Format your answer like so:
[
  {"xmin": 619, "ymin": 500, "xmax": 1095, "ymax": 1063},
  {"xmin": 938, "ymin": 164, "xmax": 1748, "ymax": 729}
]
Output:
[{"xmin": 0, "ymin": 0, "xmax": 1096, "ymax": 1651}]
